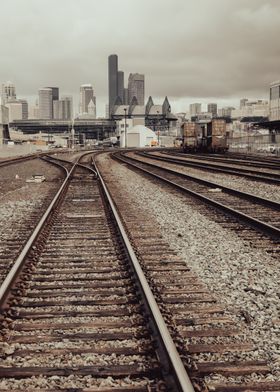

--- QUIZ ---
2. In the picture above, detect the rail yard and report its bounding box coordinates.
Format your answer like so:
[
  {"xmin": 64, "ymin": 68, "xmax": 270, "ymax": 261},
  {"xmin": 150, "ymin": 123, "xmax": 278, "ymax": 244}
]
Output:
[{"xmin": 0, "ymin": 148, "xmax": 279, "ymax": 391}]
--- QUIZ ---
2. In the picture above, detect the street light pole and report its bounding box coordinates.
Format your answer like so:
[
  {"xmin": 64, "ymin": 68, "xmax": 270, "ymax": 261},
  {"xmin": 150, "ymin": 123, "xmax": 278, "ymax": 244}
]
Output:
[
  {"xmin": 157, "ymin": 110, "xmax": 160, "ymax": 146},
  {"xmin": 124, "ymin": 108, "xmax": 127, "ymax": 148}
]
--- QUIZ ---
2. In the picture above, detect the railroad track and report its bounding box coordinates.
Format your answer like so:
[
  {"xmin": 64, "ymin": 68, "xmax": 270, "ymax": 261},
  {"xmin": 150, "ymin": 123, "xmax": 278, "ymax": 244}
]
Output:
[
  {"xmin": 113, "ymin": 151, "xmax": 280, "ymax": 249},
  {"xmin": 0, "ymin": 154, "xmax": 193, "ymax": 391},
  {"xmin": 94, "ymin": 151, "xmax": 280, "ymax": 392},
  {"xmin": 162, "ymin": 150, "xmax": 280, "ymax": 170},
  {"xmin": 141, "ymin": 151, "xmax": 280, "ymax": 184}
]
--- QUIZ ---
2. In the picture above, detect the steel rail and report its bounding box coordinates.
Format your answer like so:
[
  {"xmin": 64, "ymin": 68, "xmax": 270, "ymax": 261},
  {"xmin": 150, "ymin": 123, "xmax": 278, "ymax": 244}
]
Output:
[
  {"xmin": 139, "ymin": 151, "xmax": 280, "ymax": 184},
  {"xmin": 114, "ymin": 153, "xmax": 280, "ymax": 240},
  {"xmin": 94, "ymin": 158, "xmax": 195, "ymax": 392},
  {"xmin": 0, "ymin": 161, "xmax": 73, "ymax": 308}
]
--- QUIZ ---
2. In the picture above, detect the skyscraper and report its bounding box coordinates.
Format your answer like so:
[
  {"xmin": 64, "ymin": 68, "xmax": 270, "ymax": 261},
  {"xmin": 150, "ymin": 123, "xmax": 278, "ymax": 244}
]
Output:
[
  {"xmin": 117, "ymin": 71, "xmax": 124, "ymax": 104},
  {"xmin": 128, "ymin": 73, "xmax": 145, "ymax": 105},
  {"xmin": 207, "ymin": 103, "xmax": 217, "ymax": 117},
  {"xmin": 39, "ymin": 88, "xmax": 53, "ymax": 119},
  {"xmin": 1, "ymin": 81, "xmax": 16, "ymax": 104},
  {"xmin": 53, "ymin": 96, "xmax": 73, "ymax": 120},
  {"xmin": 189, "ymin": 103, "xmax": 202, "ymax": 117},
  {"xmin": 108, "ymin": 54, "xmax": 118, "ymax": 115},
  {"xmin": 79, "ymin": 84, "xmax": 95, "ymax": 114}
]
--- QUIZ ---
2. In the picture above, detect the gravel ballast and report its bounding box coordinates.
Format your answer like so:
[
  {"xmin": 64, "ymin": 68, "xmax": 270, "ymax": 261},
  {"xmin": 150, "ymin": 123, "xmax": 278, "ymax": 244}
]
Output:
[{"xmin": 97, "ymin": 152, "xmax": 280, "ymax": 381}]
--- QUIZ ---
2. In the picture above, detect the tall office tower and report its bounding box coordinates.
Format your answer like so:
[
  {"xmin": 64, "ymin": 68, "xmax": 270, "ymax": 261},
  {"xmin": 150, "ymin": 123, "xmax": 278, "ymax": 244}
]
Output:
[
  {"xmin": 79, "ymin": 84, "xmax": 94, "ymax": 114},
  {"xmin": 17, "ymin": 99, "xmax": 28, "ymax": 119},
  {"xmin": 207, "ymin": 103, "xmax": 217, "ymax": 117},
  {"xmin": 117, "ymin": 71, "xmax": 124, "ymax": 104},
  {"xmin": 123, "ymin": 88, "xmax": 129, "ymax": 105},
  {"xmin": 1, "ymin": 81, "xmax": 16, "ymax": 104},
  {"xmin": 39, "ymin": 88, "xmax": 53, "ymax": 119},
  {"xmin": 128, "ymin": 73, "xmax": 145, "ymax": 105},
  {"xmin": 47, "ymin": 87, "xmax": 59, "ymax": 102},
  {"xmin": 108, "ymin": 54, "xmax": 118, "ymax": 114},
  {"xmin": 87, "ymin": 99, "xmax": 96, "ymax": 118},
  {"xmin": 189, "ymin": 103, "xmax": 202, "ymax": 117},
  {"xmin": 53, "ymin": 96, "xmax": 73, "ymax": 120},
  {"xmin": 240, "ymin": 98, "xmax": 248, "ymax": 109}
]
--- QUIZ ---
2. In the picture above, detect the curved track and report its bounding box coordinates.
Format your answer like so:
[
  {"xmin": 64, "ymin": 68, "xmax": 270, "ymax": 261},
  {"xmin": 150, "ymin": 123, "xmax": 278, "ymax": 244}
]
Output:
[
  {"xmin": 113, "ymin": 151, "xmax": 280, "ymax": 247},
  {"xmin": 0, "ymin": 154, "xmax": 193, "ymax": 391},
  {"xmin": 142, "ymin": 150, "xmax": 280, "ymax": 184}
]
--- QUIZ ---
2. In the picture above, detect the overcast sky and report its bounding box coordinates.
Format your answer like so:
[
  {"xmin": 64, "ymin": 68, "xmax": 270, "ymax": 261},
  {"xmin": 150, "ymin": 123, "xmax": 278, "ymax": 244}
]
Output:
[{"xmin": 1, "ymin": 0, "xmax": 279, "ymax": 116}]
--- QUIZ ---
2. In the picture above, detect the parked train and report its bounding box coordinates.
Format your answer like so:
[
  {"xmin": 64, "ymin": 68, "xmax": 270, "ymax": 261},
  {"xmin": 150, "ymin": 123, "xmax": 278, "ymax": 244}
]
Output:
[{"xmin": 182, "ymin": 119, "xmax": 228, "ymax": 153}]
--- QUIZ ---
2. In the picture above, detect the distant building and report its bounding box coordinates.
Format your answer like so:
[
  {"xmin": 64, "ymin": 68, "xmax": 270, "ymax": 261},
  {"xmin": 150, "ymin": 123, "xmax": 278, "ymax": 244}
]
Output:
[
  {"xmin": 189, "ymin": 103, "xmax": 201, "ymax": 117},
  {"xmin": 240, "ymin": 98, "xmax": 248, "ymax": 109},
  {"xmin": 29, "ymin": 102, "xmax": 40, "ymax": 120},
  {"xmin": 108, "ymin": 54, "xmax": 118, "ymax": 114},
  {"xmin": 207, "ymin": 103, "xmax": 217, "ymax": 117},
  {"xmin": 269, "ymin": 81, "xmax": 280, "ymax": 121},
  {"xmin": 19, "ymin": 99, "xmax": 28, "ymax": 120},
  {"xmin": 232, "ymin": 100, "xmax": 268, "ymax": 119},
  {"xmin": 5, "ymin": 101, "xmax": 23, "ymax": 122},
  {"xmin": 123, "ymin": 88, "xmax": 129, "ymax": 105},
  {"xmin": 79, "ymin": 84, "xmax": 95, "ymax": 114},
  {"xmin": 217, "ymin": 106, "xmax": 235, "ymax": 117},
  {"xmin": 47, "ymin": 87, "xmax": 59, "ymax": 102},
  {"xmin": 53, "ymin": 96, "xmax": 73, "ymax": 120},
  {"xmin": 1, "ymin": 81, "xmax": 16, "ymax": 104},
  {"xmin": 39, "ymin": 88, "xmax": 53, "ymax": 119},
  {"xmin": 117, "ymin": 71, "xmax": 124, "ymax": 104},
  {"xmin": 128, "ymin": 73, "xmax": 145, "ymax": 105},
  {"xmin": 87, "ymin": 99, "xmax": 96, "ymax": 118}
]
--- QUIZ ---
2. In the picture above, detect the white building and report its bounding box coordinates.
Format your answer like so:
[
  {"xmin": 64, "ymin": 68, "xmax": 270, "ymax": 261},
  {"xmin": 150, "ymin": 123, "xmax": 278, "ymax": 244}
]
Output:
[
  {"xmin": 5, "ymin": 102, "xmax": 23, "ymax": 122},
  {"xmin": 269, "ymin": 81, "xmax": 280, "ymax": 121},
  {"xmin": 39, "ymin": 88, "xmax": 53, "ymax": 119},
  {"xmin": 87, "ymin": 99, "xmax": 96, "ymax": 118},
  {"xmin": 231, "ymin": 100, "xmax": 268, "ymax": 119},
  {"xmin": 120, "ymin": 124, "xmax": 157, "ymax": 148},
  {"xmin": 53, "ymin": 96, "xmax": 73, "ymax": 120},
  {"xmin": 189, "ymin": 103, "xmax": 201, "ymax": 117}
]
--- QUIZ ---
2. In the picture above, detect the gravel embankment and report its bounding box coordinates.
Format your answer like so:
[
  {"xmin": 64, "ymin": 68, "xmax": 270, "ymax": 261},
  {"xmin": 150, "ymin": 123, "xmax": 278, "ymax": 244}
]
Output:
[
  {"xmin": 0, "ymin": 159, "xmax": 64, "ymax": 284},
  {"xmin": 97, "ymin": 152, "xmax": 280, "ymax": 381},
  {"xmin": 135, "ymin": 152, "xmax": 280, "ymax": 202}
]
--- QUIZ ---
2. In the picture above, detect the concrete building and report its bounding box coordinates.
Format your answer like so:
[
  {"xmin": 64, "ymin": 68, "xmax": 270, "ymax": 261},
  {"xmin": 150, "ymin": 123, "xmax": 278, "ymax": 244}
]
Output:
[
  {"xmin": 29, "ymin": 101, "xmax": 40, "ymax": 120},
  {"xmin": 79, "ymin": 84, "xmax": 95, "ymax": 114},
  {"xmin": 232, "ymin": 100, "xmax": 269, "ymax": 119},
  {"xmin": 117, "ymin": 71, "xmax": 124, "ymax": 104},
  {"xmin": 269, "ymin": 81, "xmax": 280, "ymax": 121},
  {"xmin": 189, "ymin": 103, "xmax": 201, "ymax": 117},
  {"xmin": 123, "ymin": 88, "xmax": 129, "ymax": 105},
  {"xmin": 39, "ymin": 88, "xmax": 53, "ymax": 119},
  {"xmin": 5, "ymin": 102, "xmax": 23, "ymax": 122},
  {"xmin": 217, "ymin": 106, "xmax": 235, "ymax": 117},
  {"xmin": 87, "ymin": 99, "xmax": 96, "ymax": 118},
  {"xmin": 19, "ymin": 99, "xmax": 28, "ymax": 120},
  {"xmin": 128, "ymin": 73, "xmax": 145, "ymax": 105},
  {"xmin": 1, "ymin": 81, "xmax": 16, "ymax": 104},
  {"xmin": 108, "ymin": 54, "xmax": 118, "ymax": 114},
  {"xmin": 53, "ymin": 96, "xmax": 73, "ymax": 120},
  {"xmin": 0, "ymin": 105, "xmax": 9, "ymax": 144},
  {"xmin": 207, "ymin": 103, "xmax": 217, "ymax": 117}
]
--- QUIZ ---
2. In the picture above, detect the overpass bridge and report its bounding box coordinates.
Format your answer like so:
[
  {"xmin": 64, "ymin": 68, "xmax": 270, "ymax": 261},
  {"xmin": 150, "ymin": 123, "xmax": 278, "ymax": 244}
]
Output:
[{"xmin": 9, "ymin": 119, "xmax": 117, "ymax": 140}]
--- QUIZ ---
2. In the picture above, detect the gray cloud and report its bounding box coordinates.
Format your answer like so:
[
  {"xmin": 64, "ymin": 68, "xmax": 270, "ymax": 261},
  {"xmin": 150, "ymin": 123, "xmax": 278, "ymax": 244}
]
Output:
[{"xmin": 0, "ymin": 0, "xmax": 279, "ymax": 114}]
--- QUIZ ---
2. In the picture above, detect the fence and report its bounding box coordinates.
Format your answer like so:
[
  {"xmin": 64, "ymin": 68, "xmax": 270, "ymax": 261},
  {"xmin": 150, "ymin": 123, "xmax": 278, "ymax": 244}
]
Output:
[{"xmin": 228, "ymin": 133, "xmax": 280, "ymax": 155}]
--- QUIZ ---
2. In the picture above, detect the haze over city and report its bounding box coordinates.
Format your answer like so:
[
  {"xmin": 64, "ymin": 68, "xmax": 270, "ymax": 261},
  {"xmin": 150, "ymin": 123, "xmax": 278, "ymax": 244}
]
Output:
[{"xmin": 0, "ymin": 0, "xmax": 280, "ymax": 115}]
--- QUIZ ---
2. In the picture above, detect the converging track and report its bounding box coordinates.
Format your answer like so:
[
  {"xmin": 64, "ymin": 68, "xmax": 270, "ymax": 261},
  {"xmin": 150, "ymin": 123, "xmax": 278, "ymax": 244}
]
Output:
[{"xmin": 0, "ymin": 154, "xmax": 193, "ymax": 391}]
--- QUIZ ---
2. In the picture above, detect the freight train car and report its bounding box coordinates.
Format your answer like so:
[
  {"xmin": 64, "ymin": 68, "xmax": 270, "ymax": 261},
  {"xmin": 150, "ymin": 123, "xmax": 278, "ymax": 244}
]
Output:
[{"xmin": 182, "ymin": 119, "xmax": 228, "ymax": 153}]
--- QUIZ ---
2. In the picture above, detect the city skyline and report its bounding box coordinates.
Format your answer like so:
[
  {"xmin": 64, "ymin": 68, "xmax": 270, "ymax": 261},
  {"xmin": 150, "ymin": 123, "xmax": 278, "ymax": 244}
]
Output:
[{"xmin": 0, "ymin": 0, "xmax": 279, "ymax": 116}]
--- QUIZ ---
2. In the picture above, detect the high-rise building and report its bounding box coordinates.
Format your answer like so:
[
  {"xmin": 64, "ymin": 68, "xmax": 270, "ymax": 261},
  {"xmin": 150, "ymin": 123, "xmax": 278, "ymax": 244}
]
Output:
[
  {"xmin": 39, "ymin": 88, "xmax": 53, "ymax": 119},
  {"xmin": 117, "ymin": 71, "xmax": 124, "ymax": 104},
  {"xmin": 1, "ymin": 81, "xmax": 16, "ymax": 104},
  {"xmin": 53, "ymin": 96, "xmax": 73, "ymax": 120},
  {"xmin": 128, "ymin": 73, "xmax": 145, "ymax": 105},
  {"xmin": 47, "ymin": 87, "xmax": 59, "ymax": 102},
  {"xmin": 207, "ymin": 103, "xmax": 217, "ymax": 117},
  {"xmin": 269, "ymin": 81, "xmax": 280, "ymax": 121},
  {"xmin": 19, "ymin": 99, "xmax": 28, "ymax": 120},
  {"xmin": 123, "ymin": 88, "xmax": 129, "ymax": 105},
  {"xmin": 79, "ymin": 84, "xmax": 95, "ymax": 114},
  {"xmin": 108, "ymin": 54, "xmax": 118, "ymax": 114},
  {"xmin": 189, "ymin": 103, "xmax": 202, "ymax": 117},
  {"xmin": 240, "ymin": 98, "xmax": 248, "ymax": 109},
  {"xmin": 5, "ymin": 102, "xmax": 23, "ymax": 122}
]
